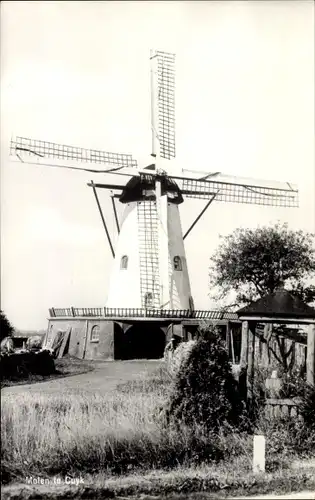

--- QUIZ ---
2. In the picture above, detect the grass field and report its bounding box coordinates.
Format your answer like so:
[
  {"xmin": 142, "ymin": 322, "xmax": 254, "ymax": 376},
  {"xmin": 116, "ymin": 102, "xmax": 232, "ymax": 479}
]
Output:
[{"xmin": 1, "ymin": 360, "xmax": 315, "ymax": 499}]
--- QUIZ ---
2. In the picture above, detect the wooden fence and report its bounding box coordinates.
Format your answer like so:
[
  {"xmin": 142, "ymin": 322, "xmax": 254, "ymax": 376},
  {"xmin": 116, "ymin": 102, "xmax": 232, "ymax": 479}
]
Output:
[{"xmin": 264, "ymin": 398, "xmax": 302, "ymax": 419}]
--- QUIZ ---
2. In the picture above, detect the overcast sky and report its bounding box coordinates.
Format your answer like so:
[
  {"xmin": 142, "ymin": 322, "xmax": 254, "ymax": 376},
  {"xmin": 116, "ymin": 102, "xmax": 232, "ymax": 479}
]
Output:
[{"xmin": 1, "ymin": 0, "xmax": 314, "ymax": 330}]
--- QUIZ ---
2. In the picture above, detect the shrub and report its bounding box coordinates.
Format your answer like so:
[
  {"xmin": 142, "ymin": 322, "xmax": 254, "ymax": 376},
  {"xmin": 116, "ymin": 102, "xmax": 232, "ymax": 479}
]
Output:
[
  {"xmin": 0, "ymin": 311, "xmax": 14, "ymax": 343},
  {"xmin": 165, "ymin": 340, "xmax": 196, "ymax": 378},
  {"xmin": 299, "ymin": 383, "xmax": 315, "ymax": 431},
  {"xmin": 251, "ymin": 364, "xmax": 307, "ymax": 417},
  {"xmin": 257, "ymin": 414, "xmax": 315, "ymax": 458},
  {"xmin": 0, "ymin": 350, "xmax": 55, "ymax": 380},
  {"xmin": 255, "ymin": 379, "xmax": 315, "ymax": 458},
  {"xmin": 164, "ymin": 326, "xmax": 246, "ymax": 433}
]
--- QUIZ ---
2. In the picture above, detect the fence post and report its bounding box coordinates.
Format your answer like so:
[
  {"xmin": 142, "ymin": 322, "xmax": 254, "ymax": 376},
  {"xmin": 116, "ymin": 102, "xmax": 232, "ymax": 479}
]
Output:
[
  {"xmin": 247, "ymin": 321, "xmax": 257, "ymax": 404},
  {"xmin": 240, "ymin": 321, "xmax": 248, "ymax": 369},
  {"xmin": 226, "ymin": 322, "xmax": 231, "ymax": 359},
  {"xmin": 307, "ymin": 324, "xmax": 315, "ymax": 386}
]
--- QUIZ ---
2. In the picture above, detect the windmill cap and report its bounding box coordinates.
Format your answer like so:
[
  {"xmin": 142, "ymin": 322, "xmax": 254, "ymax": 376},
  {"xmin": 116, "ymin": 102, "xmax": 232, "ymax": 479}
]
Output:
[{"xmin": 119, "ymin": 175, "xmax": 183, "ymax": 204}]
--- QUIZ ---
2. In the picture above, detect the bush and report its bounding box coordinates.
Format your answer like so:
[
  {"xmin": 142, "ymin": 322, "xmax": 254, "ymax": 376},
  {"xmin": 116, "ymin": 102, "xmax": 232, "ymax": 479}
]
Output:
[
  {"xmin": 164, "ymin": 326, "xmax": 246, "ymax": 433},
  {"xmin": 299, "ymin": 383, "xmax": 315, "ymax": 431},
  {"xmin": 257, "ymin": 414, "xmax": 315, "ymax": 458},
  {"xmin": 0, "ymin": 311, "xmax": 14, "ymax": 343},
  {"xmin": 1, "ymin": 350, "xmax": 55, "ymax": 380},
  {"xmin": 255, "ymin": 379, "xmax": 315, "ymax": 458},
  {"xmin": 165, "ymin": 340, "xmax": 196, "ymax": 378},
  {"xmin": 251, "ymin": 365, "xmax": 307, "ymax": 418}
]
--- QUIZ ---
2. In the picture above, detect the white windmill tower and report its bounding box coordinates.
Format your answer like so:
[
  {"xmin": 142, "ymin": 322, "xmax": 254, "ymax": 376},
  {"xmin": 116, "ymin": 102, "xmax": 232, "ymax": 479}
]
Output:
[
  {"xmin": 104, "ymin": 50, "xmax": 193, "ymax": 311},
  {"xmin": 10, "ymin": 50, "xmax": 299, "ymax": 323}
]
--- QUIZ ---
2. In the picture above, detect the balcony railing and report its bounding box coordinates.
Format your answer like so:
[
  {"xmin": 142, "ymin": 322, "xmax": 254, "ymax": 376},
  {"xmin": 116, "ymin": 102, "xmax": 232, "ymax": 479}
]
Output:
[{"xmin": 49, "ymin": 307, "xmax": 239, "ymax": 321}]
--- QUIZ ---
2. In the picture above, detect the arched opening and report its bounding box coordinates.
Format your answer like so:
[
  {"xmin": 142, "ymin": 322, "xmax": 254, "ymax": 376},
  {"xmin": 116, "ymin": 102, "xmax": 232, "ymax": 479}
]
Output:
[
  {"xmin": 115, "ymin": 322, "xmax": 166, "ymax": 360},
  {"xmin": 120, "ymin": 255, "xmax": 128, "ymax": 270},
  {"xmin": 90, "ymin": 325, "xmax": 100, "ymax": 342}
]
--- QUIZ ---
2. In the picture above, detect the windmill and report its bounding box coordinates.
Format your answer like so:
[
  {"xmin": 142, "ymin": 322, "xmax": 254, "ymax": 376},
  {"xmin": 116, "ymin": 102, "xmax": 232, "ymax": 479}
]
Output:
[{"xmin": 9, "ymin": 50, "xmax": 299, "ymax": 358}]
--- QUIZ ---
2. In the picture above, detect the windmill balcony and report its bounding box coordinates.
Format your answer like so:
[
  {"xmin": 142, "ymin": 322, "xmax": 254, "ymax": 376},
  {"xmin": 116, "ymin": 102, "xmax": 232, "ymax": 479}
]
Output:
[{"xmin": 48, "ymin": 307, "xmax": 239, "ymax": 321}]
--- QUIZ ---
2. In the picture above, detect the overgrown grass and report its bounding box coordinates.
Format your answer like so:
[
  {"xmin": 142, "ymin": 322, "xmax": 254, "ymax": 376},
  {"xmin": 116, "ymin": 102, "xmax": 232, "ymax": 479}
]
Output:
[
  {"xmin": 116, "ymin": 364, "xmax": 173, "ymax": 395},
  {"xmin": 1, "ymin": 363, "xmax": 314, "ymax": 496},
  {"xmin": 1, "ymin": 365, "xmax": 238, "ymax": 484}
]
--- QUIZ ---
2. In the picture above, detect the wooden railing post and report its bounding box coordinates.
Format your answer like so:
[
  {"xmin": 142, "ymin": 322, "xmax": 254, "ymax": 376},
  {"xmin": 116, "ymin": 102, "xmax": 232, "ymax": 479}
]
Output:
[
  {"xmin": 226, "ymin": 322, "xmax": 231, "ymax": 359},
  {"xmin": 307, "ymin": 324, "xmax": 315, "ymax": 386},
  {"xmin": 247, "ymin": 321, "xmax": 257, "ymax": 404},
  {"xmin": 239, "ymin": 321, "xmax": 249, "ymax": 402},
  {"xmin": 240, "ymin": 321, "xmax": 248, "ymax": 370}
]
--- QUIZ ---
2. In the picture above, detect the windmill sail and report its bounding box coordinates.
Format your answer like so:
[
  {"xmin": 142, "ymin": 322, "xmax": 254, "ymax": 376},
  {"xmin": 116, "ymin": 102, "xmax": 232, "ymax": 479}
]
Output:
[
  {"xmin": 10, "ymin": 136, "xmax": 138, "ymax": 171},
  {"xmin": 89, "ymin": 170, "xmax": 298, "ymax": 208},
  {"xmin": 156, "ymin": 51, "xmax": 176, "ymax": 160},
  {"xmin": 8, "ymin": 49, "xmax": 300, "ymax": 323},
  {"xmin": 170, "ymin": 172, "xmax": 298, "ymax": 208}
]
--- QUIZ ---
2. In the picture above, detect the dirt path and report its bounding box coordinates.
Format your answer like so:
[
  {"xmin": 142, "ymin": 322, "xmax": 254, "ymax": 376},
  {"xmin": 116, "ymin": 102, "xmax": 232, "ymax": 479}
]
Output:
[{"xmin": 1, "ymin": 359, "xmax": 161, "ymax": 395}]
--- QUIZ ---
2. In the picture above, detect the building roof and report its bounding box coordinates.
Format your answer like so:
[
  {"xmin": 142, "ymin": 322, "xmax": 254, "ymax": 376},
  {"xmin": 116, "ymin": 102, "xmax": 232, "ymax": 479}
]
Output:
[{"xmin": 237, "ymin": 288, "xmax": 315, "ymax": 320}]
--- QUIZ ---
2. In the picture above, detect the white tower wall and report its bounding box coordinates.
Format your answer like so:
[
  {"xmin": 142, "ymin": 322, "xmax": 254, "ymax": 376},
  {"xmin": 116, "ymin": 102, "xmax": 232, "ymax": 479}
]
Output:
[
  {"xmin": 106, "ymin": 202, "xmax": 142, "ymax": 308},
  {"xmin": 167, "ymin": 203, "xmax": 192, "ymax": 309},
  {"xmin": 105, "ymin": 196, "xmax": 193, "ymax": 311}
]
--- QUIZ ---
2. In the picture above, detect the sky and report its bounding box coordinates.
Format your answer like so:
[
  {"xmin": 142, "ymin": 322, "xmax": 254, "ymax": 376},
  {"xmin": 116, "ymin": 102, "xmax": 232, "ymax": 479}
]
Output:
[{"xmin": 1, "ymin": 0, "xmax": 314, "ymax": 330}]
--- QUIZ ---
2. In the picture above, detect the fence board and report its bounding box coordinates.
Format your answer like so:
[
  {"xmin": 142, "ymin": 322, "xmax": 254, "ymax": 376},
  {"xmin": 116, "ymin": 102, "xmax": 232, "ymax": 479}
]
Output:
[{"xmin": 264, "ymin": 398, "xmax": 302, "ymax": 419}]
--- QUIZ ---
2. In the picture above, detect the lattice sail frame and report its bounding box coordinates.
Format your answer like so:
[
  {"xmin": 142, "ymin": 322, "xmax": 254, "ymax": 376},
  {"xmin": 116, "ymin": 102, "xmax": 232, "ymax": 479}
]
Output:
[
  {"xmin": 10, "ymin": 46, "xmax": 298, "ymax": 209},
  {"xmin": 156, "ymin": 51, "xmax": 176, "ymax": 160},
  {"xmin": 10, "ymin": 136, "xmax": 138, "ymax": 169},
  {"xmin": 173, "ymin": 175, "xmax": 299, "ymax": 208},
  {"xmin": 86, "ymin": 170, "xmax": 299, "ymax": 208}
]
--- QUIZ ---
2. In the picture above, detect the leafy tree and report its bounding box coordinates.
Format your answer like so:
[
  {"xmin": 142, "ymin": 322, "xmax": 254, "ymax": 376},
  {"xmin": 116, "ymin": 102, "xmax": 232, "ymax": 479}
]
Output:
[
  {"xmin": 0, "ymin": 310, "xmax": 14, "ymax": 343},
  {"xmin": 209, "ymin": 222, "xmax": 315, "ymax": 307}
]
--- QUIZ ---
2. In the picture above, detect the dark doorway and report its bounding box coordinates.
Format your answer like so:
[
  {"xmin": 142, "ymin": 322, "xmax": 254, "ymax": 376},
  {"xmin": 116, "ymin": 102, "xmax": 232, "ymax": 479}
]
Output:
[{"xmin": 115, "ymin": 322, "xmax": 166, "ymax": 360}]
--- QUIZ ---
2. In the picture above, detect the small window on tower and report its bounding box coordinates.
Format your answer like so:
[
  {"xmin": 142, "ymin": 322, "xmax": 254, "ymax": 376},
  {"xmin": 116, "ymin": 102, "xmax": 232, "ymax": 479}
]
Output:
[
  {"xmin": 144, "ymin": 292, "xmax": 153, "ymax": 307},
  {"xmin": 173, "ymin": 256, "xmax": 182, "ymax": 271},
  {"xmin": 120, "ymin": 255, "xmax": 128, "ymax": 270},
  {"xmin": 90, "ymin": 325, "xmax": 100, "ymax": 342}
]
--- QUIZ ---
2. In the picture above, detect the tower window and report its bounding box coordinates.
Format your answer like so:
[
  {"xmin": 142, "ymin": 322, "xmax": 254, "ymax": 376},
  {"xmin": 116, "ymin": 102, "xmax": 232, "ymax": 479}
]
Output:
[
  {"xmin": 90, "ymin": 325, "xmax": 100, "ymax": 342},
  {"xmin": 173, "ymin": 256, "xmax": 182, "ymax": 271},
  {"xmin": 120, "ymin": 255, "xmax": 128, "ymax": 270},
  {"xmin": 144, "ymin": 292, "xmax": 153, "ymax": 307}
]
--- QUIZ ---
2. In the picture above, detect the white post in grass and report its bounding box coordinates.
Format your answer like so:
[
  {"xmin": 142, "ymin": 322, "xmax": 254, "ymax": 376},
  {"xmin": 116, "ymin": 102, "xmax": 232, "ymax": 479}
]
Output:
[{"xmin": 253, "ymin": 435, "xmax": 266, "ymax": 473}]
